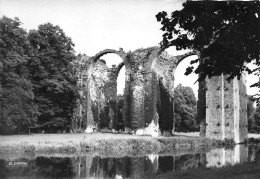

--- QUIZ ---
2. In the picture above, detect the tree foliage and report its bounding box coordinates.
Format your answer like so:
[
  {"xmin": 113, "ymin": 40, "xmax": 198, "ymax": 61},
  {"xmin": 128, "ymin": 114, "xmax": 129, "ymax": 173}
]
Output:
[
  {"xmin": 247, "ymin": 96, "xmax": 260, "ymax": 133},
  {"xmin": 156, "ymin": 1, "xmax": 259, "ymax": 96},
  {"xmin": 248, "ymin": 105, "xmax": 260, "ymax": 134},
  {"xmin": 27, "ymin": 23, "xmax": 77, "ymax": 131},
  {"xmin": 0, "ymin": 16, "xmax": 77, "ymax": 134},
  {"xmin": 0, "ymin": 16, "xmax": 38, "ymax": 134},
  {"xmin": 174, "ymin": 84, "xmax": 198, "ymax": 132}
]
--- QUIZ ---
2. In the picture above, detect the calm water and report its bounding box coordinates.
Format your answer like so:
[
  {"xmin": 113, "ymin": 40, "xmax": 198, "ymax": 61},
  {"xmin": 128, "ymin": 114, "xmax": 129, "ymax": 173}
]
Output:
[{"xmin": 1, "ymin": 145, "xmax": 259, "ymax": 178}]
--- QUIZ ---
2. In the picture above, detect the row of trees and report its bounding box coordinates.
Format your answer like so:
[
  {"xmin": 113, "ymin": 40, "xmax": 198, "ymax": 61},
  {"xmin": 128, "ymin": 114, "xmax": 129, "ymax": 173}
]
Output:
[{"xmin": 0, "ymin": 16, "xmax": 77, "ymax": 134}]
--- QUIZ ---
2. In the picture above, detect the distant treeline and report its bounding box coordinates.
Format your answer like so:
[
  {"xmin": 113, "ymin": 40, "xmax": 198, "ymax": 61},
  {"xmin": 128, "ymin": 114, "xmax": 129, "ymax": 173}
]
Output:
[{"xmin": 0, "ymin": 16, "xmax": 77, "ymax": 134}]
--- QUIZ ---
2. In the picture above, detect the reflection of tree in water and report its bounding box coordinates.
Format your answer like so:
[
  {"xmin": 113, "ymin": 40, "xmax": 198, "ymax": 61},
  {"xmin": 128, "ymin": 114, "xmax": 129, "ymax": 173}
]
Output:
[
  {"xmin": 157, "ymin": 156, "xmax": 173, "ymax": 174},
  {"xmin": 90, "ymin": 157, "xmax": 116, "ymax": 178},
  {"xmin": 156, "ymin": 154, "xmax": 205, "ymax": 174},
  {"xmin": 89, "ymin": 156, "xmax": 157, "ymax": 178},
  {"xmin": 249, "ymin": 145, "xmax": 260, "ymax": 162},
  {"xmin": 0, "ymin": 159, "xmax": 36, "ymax": 178},
  {"xmin": 35, "ymin": 157, "xmax": 74, "ymax": 178},
  {"xmin": 175, "ymin": 154, "xmax": 205, "ymax": 171},
  {"xmin": 0, "ymin": 159, "xmax": 9, "ymax": 178},
  {"xmin": 88, "ymin": 154, "xmax": 207, "ymax": 178},
  {"xmin": 256, "ymin": 148, "xmax": 260, "ymax": 161},
  {"xmin": 89, "ymin": 157, "xmax": 133, "ymax": 178}
]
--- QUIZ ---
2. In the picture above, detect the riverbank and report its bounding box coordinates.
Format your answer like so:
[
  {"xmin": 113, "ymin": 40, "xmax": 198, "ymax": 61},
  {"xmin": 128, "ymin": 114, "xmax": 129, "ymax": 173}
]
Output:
[
  {"xmin": 0, "ymin": 133, "xmax": 259, "ymax": 160},
  {"xmin": 0, "ymin": 133, "xmax": 213, "ymax": 159}
]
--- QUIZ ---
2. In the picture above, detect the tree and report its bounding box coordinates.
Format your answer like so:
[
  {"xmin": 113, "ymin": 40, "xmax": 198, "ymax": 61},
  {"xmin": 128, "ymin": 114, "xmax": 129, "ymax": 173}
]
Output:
[
  {"xmin": 27, "ymin": 23, "xmax": 77, "ymax": 132},
  {"xmin": 174, "ymin": 84, "xmax": 198, "ymax": 132},
  {"xmin": 251, "ymin": 105, "xmax": 260, "ymax": 133},
  {"xmin": 156, "ymin": 1, "xmax": 259, "ymax": 98},
  {"xmin": 247, "ymin": 95, "xmax": 260, "ymax": 133},
  {"xmin": 0, "ymin": 16, "xmax": 38, "ymax": 134},
  {"xmin": 247, "ymin": 95, "xmax": 256, "ymax": 133}
]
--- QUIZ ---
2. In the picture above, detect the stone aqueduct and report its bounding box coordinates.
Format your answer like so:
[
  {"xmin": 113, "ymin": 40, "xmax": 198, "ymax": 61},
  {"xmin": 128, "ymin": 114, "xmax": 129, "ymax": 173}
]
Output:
[{"xmin": 72, "ymin": 46, "xmax": 247, "ymax": 143}]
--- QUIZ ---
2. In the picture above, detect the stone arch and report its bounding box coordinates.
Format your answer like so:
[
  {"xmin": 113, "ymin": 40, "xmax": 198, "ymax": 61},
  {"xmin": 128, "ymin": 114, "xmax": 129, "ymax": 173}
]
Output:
[
  {"xmin": 91, "ymin": 48, "xmax": 127, "ymax": 64},
  {"xmin": 91, "ymin": 48, "xmax": 131, "ymax": 76},
  {"xmin": 116, "ymin": 61, "xmax": 125, "ymax": 77}
]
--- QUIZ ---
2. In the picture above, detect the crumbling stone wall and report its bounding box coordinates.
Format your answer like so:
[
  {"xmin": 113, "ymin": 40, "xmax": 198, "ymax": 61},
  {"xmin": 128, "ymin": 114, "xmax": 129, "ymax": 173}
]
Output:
[
  {"xmin": 83, "ymin": 60, "xmax": 109, "ymax": 132},
  {"xmin": 199, "ymin": 74, "xmax": 248, "ymax": 143},
  {"xmin": 70, "ymin": 57, "xmax": 119, "ymax": 133},
  {"xmin": 77, "ymin": 47, "xmax": 198, "ymax": 136},
  {"xmin": 69, "ymin": 55, "xmax": 90, "ymax": 131},
  {"xmin": 104, "ymin": 66, "xmax": 118, "ymax": 129},
  {"xmin": 74, "ymin": 46, "xmax": 247, "ymax": 140},
  {"xmin": 123, "ymin": 47, "xmax": 197, "ymax": 135}
]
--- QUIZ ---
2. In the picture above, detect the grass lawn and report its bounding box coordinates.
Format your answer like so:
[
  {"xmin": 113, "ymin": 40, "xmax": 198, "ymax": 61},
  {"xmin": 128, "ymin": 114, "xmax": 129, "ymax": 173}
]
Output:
[
  {"xmin": 0, "ymin": 132, "xmax": 259, "ymax": 159},
  {"xmin": 0, "ymin": 133, "xmax": 214, "ymax": 159}
]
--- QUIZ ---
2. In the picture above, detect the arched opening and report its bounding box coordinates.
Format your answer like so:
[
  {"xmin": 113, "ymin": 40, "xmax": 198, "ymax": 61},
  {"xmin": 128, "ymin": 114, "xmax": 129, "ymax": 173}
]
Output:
[
  {"xmin": 100, "ymin": 54, "xmax": 126, "ymax": 96},
  {"xmin": 171, "ymin": 51, "xmax": 199, "ymax": 134},
  {"xmin": 100, "ymin": 54, "xmax": 126, "ymax": 131},
  {"xmin": 174, "ymin": 55, "xmax": 199, "ymax": 98}
]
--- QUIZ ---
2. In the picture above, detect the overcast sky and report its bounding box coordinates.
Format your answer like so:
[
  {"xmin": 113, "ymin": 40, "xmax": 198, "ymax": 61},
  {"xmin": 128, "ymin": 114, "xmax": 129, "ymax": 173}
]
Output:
[{"xmin": 0, "ymin": 0, "xmax": 258, "ymax": 97}]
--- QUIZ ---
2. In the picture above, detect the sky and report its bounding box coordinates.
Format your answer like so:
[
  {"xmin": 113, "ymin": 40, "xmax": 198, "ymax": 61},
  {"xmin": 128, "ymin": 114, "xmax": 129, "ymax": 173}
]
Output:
[{"xmin": 0, "ymin": 0, "xmax": 258, "ymax": 97}]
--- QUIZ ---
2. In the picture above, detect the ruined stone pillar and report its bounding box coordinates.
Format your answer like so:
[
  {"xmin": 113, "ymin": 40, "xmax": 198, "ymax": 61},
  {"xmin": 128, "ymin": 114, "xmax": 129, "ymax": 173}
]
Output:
[
  {"xmin": 82, "ymin": 66, "xmax": 97, "ymax": 132},
  {"xmin": 143, "ymin": 72, "xmax": 159, "ymax": 128},
  {"xmin": 125, "ymin": 47, "xmax": 161, "ymax": 135},
  {"xmin": 130, "ymin": 72, "xmax": 146, "ymax": 129},
  {"xmin": 199, "ymin": 74, "xmax": 247, "ymax": 143},
  {"xmin": 158, "ymin": 79, "xmax": 174, "ymax": 133},
  {"xmin": 124, "ymin": 73, "xmax": 132, "ymax": 130},
  {"xmin": 105, "ymin": 67, "xmax": 118, "ymax": 130},
  {"xmin": 198, "ymin": 79, "xmax": 206, "ymax": 137}
]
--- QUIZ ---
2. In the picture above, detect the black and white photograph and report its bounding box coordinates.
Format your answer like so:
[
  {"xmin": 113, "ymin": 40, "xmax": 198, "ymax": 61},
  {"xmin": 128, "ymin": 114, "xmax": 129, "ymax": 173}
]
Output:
[{"xmin": 0, "ymin": 0, "xmax": 259, "ymax": 178}]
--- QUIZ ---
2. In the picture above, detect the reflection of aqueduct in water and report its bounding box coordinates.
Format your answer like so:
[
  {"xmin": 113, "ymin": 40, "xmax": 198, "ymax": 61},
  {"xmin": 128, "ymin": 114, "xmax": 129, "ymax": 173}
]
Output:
[
  {"xmin": 2, "ymin": 144, "xmax": 259, "ymax": 178},
  {"xmin": 69, "ymin": 144, "xmax": 254, "ymax": 178},
  {"xmin": 72, "ymin": 46, "xmax": 247, "ymax": 143}
]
